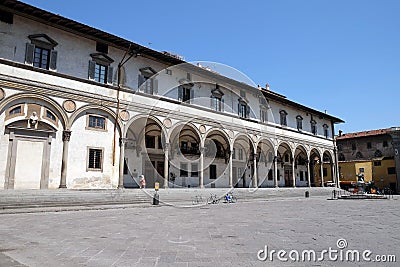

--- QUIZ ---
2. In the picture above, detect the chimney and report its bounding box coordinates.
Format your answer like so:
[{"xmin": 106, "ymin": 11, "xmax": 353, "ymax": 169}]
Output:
[
  {"xmin": 265, "ymin": 83, "xmax": 270, "ymax": 90},
  {"xmin": 338, "ymin": 130, "xmax": 343, "ymax": 137}
]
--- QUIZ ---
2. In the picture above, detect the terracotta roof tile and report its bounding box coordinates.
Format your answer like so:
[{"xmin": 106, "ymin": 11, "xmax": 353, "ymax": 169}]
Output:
[{"xmin": 336, "ymin": 128, "xmax": 391, "ymax": 140}]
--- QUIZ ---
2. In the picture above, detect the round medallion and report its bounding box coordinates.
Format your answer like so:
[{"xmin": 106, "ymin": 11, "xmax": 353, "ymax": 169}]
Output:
[
  {"xmin": 63, "ymin": 100, "xmax": 76, "ymax": 113},
  {"xmin": 199, "ymin": 125, "xmax": 206, "ymax": 134},
  {"xmin": 0, "ymin": 88, "xmax": 5, "ymax": 101},
  {"xmin": 163, "ymin": 118, "xmax": 172, "ymax": 128},
  {"xmin": 119, "ymin": 110, "xmax": 130, "ymax": 121}
]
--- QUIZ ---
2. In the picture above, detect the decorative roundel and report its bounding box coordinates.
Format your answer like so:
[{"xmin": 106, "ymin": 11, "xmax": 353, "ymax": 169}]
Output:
[
  {"xmin": 199, "ymin": 125, "xmax": 206, "ymax": 134},
  {"xmin": 119, "ymin": 110, "xmax": 130, "ymax": 122},
  {"xmin": 163, "ymin": 118, "xmax": 172, "ymax": 128},
  {"xmin": 63, "ymin": 100, "xmax": 76, "ymax": 113},
  {"xmin": 0, "ymin": 88, "xmax": 5, "ymax": 101}
]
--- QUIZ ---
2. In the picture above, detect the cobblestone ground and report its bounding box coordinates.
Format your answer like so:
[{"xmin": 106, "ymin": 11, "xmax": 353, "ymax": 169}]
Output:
[{"xmin": 0, "ymin": 197, "xmax": 398, "ymax": 267}]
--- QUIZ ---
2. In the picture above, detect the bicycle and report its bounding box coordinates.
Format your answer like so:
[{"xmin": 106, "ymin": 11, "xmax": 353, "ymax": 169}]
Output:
[
  {"xmin": 192, "ymin": 194, "xmax": 204, "ymax": 205},
  {"xmin": 223, "ymin": 192, "xmax": 237, "ymax": 203},
  {"xmin": 207, "ymin": 193, "xmax": 220, "ymax": 204}
]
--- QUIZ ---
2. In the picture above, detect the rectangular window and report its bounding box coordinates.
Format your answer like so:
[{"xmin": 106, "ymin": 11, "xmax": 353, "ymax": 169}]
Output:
[
  {"xmin": 180, "ymin": 163, "xmax": 188, "ymax": 177},
  {"xmin": 212, "ymin": 97, "xmax": 222, "ymax": 111},
  {"xmin": 300, "ymin": 171, "xmax": 304, "ymax": 181},
  {"xmin": 239, "ymin": 104, "xmax": 247, "ymax": 118},
  {"xmin": 359, "ymin": 168, "xmax": 364, "ymax": 173},
  {"xmin": 182, "ymin": 88, "xmax": 191, "ymax": 102},
  {"xmin": 280, "ymin": 112, "xmax": 287, "ymax": 126},
  {"xmin": 324, "ymin": 128, "xmax": 329, "ymax": 138},
  {"xmin": 88, "ymin": 115, "xmax": 106, "ymax": 130},
  {"xmin": 191, "ymin": 163, "xmax": 198, "ymax": 177},
  {"xmin": 239, "ymin": 149, "xmax": 244, "ymax": 160},
  {"xmin": 388, "ymin": 167, "xmax": 396, "ymax": 175},
  {"xmin": 367, "ymin": 142, "xmax": 372, "ymax": 149},
  {"xmin": 210, "ymin": 164, "xmax": 217, "ymax": 179},
  {"xmin": 311, "ymin": 124, "xmax": 317, "ymax": 135},
  {"xmin": 297, "ymin": 119, "xmax": 302, "ymax": 130},
  {"xmin": 232, "ymin": 148, "xmax": 236, "ymax": 159},
  {"xmin": 383, "ymin": 140, "xmax": 388, "ymax": 147},
  {"xmin": 94, "ymin": 63, "xmax": 108, "ymax": 84},
  {"xmin": 337, "ymin": 144, "xmax": 342, "ymax": 151},
  {"xmin": 352, "ymin": 143, "xmax": 356, "ymax": 150},
  {"xmin": 88, "ymin": 148, "xmax": 103, "ymax": 171},
  {"xmin": 180, "ymin": 141, "xmax": 188, "ymax": 153},
  {"xmin": 260, "ymin": 109, "xmax": 267, "ymax": 123},
  {"xmin": 374, "ymin": 161, "xmax": 381, "ymax": 166},
  {"xmin": 145, "ymin": 135, "xmax": 156, "ymax": 148},
  {"xmin": 33, "ymin": 47, "xmax": 50, "ymax": 70}
]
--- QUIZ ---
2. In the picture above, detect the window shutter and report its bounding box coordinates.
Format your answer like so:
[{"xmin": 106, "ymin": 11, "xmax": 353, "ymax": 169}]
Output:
[
  {"xmin": 210, "ymin": 96, "xmax": 213, "ymax": 109},
  {"xmin": 246, "ymin": 105, "xmax": 250, "ymax": 118},
  {"xmin": 25, "ymin": 43, "xmax": 35, "ymax": 65},
  {"xmin": 221, "ymin": 98, "xmax": 225, "ymax": 112},
  {"xmin": 49, "ymin": 50, "xmax": 57, "ymax": 70},
  {"xmin": 138, "ymin": 74, "xmax": 145, "ymax": 89},
  {"xmin": 237, "ymin": 103, "xmax": 240, "ymax": 115},
  {"xmin": 107, "ymin": 66, "xmax": 114, "ymax": 84},
  {"xmin": 88, "ymin": 60, "xmax": 96, "ymax": 80},
  {"xmin": 153, "ymin": 79, "xmax": 158, "ymax": 95},
  {"xmin": 178, "ymin": 86, "xmax": 183, "ymax": 101}
]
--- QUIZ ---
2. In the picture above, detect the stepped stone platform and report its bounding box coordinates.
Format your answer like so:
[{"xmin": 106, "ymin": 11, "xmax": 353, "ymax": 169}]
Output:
[{"xmin": 0, "ymin": 187, "xmax": 335, "ymax": 214}]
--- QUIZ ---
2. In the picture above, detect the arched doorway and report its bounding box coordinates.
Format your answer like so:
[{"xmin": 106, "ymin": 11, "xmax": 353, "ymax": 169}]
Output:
[
  {"xmin": 232, "ymin": 135, "xmax": 254, "ymax": 188},
  {"xmin": 294, "ymin": 145, "xmax": 308, "ymax": 187},
  {"xmin": 204, "ymin": 129, "xmax": 230, "ymax": 188},
  {"xmin": 309, "ymin": 148, "xmax": 322, "ymax": 187},
  {"xmin": 168, "ymin": 123, "xmax": 201, "ymax": 188},
  {"xmin": 277, "ymin": 142, "xmax": 292, "ymax": 187},
  {"xmin": 257, "ymin": 139, "xmax": 274, "ymax": 188},
  {"xmin": 125, "ymin": 116, "xmax": 166, "ymax": 188},
  {"xmin": 323, "ymin": 151, "xmax": 335, "ymax": 186}
]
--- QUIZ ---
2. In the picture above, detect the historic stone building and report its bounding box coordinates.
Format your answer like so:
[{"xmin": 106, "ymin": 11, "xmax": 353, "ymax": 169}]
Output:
[
  {"xmin": 0, "ymin": 0, "xmax": 343, "ymax": 190},
  {"xmin": 336, "ymin": 128, "xmax": 400, "ymax": 192}
]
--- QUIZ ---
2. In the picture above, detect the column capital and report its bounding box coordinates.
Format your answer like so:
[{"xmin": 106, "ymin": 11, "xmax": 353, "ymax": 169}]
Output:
[{"xmin": 62, "ymin": 130, "xmax": 72, "ymax": 142}]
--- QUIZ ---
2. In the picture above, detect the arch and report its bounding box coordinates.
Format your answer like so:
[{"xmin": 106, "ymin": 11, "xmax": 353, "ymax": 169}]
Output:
[
  {"xmin": 168, "ymin": 121, "xmax": 202, "ymax": 144},
  {"xmin": 0, "ymin": 92, "xmax": 68, "ymax": 130},
  {"xmin": 124, "ymin": 114, "xmax": 167, "ymax": 139},
  {"xmin": 69, "ymin": 104, "xmax": 122, "ymax": 134},
  {"xmin": 232, "ymin": 133, "xmax": 255, "ymax": 149},
  {"xmin": 204, "ymin": 128, "xmax": 231, "ymax": 147},
  {"xmin": 256, "ymin": 137, "xmax": 274, "ymax": 150}
]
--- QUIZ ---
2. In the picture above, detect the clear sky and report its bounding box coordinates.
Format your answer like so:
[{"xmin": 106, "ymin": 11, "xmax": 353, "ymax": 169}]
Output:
[{"xmin": 20, "ymin": 0, "xmax": 400, "ymax": 134}]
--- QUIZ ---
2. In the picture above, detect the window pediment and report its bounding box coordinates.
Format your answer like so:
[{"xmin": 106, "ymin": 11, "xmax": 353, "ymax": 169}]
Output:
[
  {"xmin": 28, "ymin": 34, "xmax": 58, "ymax": 49},
  {"xmin": 139, "ymin": 67, "xmax": 157, "ymax": 77},
  {"xmin": 90, "ymin": 53, "xmax": 114, "ymax": 65},
  {"xmin": 211, "ymin": 85, "xmax": 224, "ymax": 98}
]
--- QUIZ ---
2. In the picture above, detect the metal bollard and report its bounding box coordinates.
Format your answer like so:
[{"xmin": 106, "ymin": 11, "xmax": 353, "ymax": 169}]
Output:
[
  {"xmin": 153, "ymin": 192, "xmax": 159, "ymax": 205},
  {"xmin": 305, "ymin": 191, "xmax": 309, "ymax": 198}
]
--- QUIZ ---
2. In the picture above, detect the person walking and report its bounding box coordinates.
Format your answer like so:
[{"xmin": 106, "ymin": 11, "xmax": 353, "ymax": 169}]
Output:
[{"xmin": 139, "ymin": 175, "xmax": 146, "ymax": 189}]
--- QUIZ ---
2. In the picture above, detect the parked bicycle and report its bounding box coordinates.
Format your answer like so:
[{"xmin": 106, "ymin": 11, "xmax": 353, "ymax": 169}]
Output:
[
  {"xmin": 207, "ymin": 193, "xmax": 220, "ymax": 204},
  {"xmin": 192, "ymin": 194, "xmax": 204, "ymax": 205},
  {"xmin": 223, "ymin": 192, "xmax": 237, "ymax": 203}
]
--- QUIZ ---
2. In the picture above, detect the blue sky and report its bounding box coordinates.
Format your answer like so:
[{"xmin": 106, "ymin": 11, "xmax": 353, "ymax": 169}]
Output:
[{"xmin": 21, "ymin": 0, "xmax": 400, "ymax": 134}]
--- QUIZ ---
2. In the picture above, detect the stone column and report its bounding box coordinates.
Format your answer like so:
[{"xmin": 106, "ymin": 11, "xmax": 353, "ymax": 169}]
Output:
[
  {"xmin": 307, "ymin": 160, "xmax": 311, "ymax": 188},
  {"xmin": 274, "ymin": 153, "xmax": 278, "ymax": 188},
  {"xmin": 118, "ymin": 137, "xmax": 126, "ymax": 189},
  {"xmin": 164, "ymin": 143, "xmax": 169, "ymax": 188},
  {"xmin": 199, "ymin": 146, "xmax": 204, "ymax": 188},
  {"xmin": 229, "ymin": 149, "xmax": 233, "ymax": 187},
  {"xmin": 320, "ymin": 160, "xmax": 325, "ymax": 187},
  {"xmin": 292, "ymin": 155, "xmax": 296, "ymax": 188},
  {"xmin": 253, "ymin": 151, "xmax": 258, "ymax": 188},
  {"xmin": 59, "ymin": 130, "xmax": 71, "ymax": 189}
]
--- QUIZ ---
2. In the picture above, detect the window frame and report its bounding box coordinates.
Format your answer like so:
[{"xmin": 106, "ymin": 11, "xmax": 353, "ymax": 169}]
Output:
[
  {"xmin": 87, "ymin": 147, "xmax": 104, "ymax": 172},
  {"xmin": 280, "ymin": 110, "xmax": 287, "ymax": 126},
  {"xmin": 296, "ymin": 115, "xmax": 303, "ymax": 130},
  {"xmin": 86, "ymin": 114, "xmax": 107, "ymax": 131}
]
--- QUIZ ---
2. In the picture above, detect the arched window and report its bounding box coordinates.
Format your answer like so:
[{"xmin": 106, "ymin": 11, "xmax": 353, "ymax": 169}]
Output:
[{"xmin": 323, "ymin": 124, "xmax": 329, "ymax": 138}]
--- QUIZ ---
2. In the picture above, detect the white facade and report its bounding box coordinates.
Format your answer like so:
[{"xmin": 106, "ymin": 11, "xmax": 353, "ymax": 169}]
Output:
[{"xmin": 0, "ymin": 1, "xmax": 342, "ymax": 190}]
